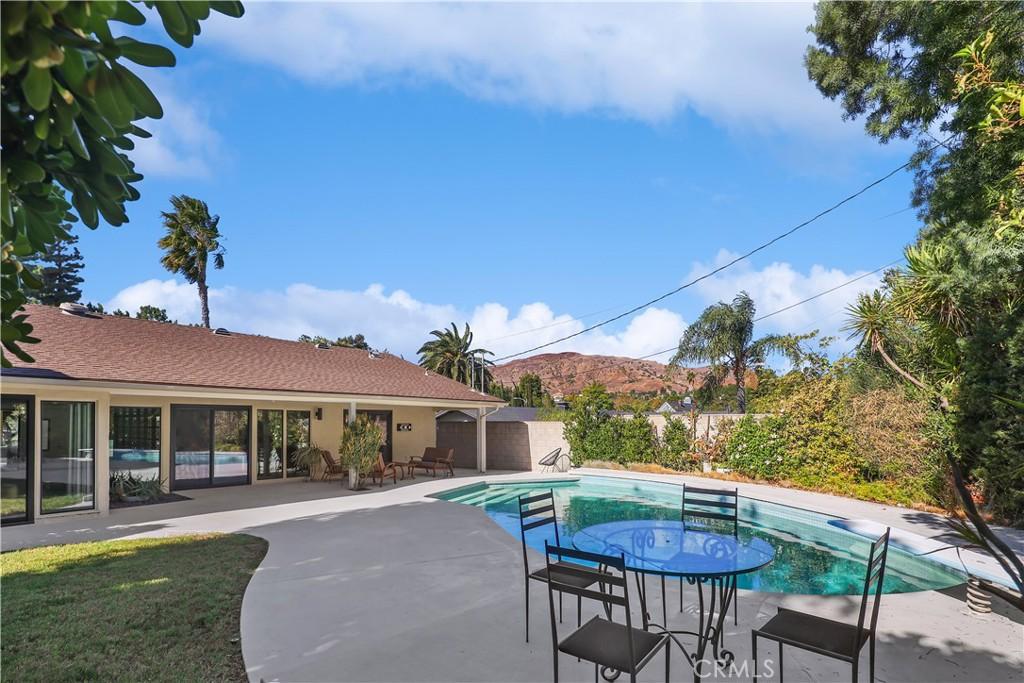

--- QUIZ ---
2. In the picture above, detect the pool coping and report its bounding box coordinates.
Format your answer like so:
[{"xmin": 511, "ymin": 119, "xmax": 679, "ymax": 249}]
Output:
[{"xmin": 432, "ymin": 469, "xmax": 1018, "ymax": 592}]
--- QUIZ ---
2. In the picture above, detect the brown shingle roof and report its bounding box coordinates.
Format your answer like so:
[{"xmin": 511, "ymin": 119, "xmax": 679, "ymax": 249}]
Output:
[{"xmin": 3, "ymin": 305, "xmax": 502, "ymax": 404}]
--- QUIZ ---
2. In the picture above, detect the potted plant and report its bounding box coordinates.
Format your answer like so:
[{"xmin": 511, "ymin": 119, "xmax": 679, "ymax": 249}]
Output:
[
  {"xmin": 291, "ymin": 443, "xmax": 327, "ymax": 481},
  {"xmin": 338, "ymin": 416, "xmax": 384, "ymax": 490}
]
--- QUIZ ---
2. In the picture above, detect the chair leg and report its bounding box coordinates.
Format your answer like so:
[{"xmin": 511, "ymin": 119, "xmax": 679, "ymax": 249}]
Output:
[
  {"xmin": 751, "ymin": 633, "xmax": 758, "ymax": 683},
  {"xmin": 852, "ymin": 655, "xmax": 858, "ymax": 683},
  {"xmin": 679, "ymin": 577, "xmax": 684, "ymax": 612},
  {"xmin": 594, "ymin": 663, "xmax": 598, "ymax": 683},
  {"xmin": 558, "ymin": 591, "xmax": 563, "ymax": 623},
  {"xmin": 552, "ymin": 650, "xmax": 558, "ymax": 683},
  {"xmin": 779, "ymin": 641, "xmax": 784, "ymax": 683},
  {"xmin": 733, "ymin": 575, "xmax": 738, "ymax": 625},
  {"xmin": 869, "ymin": 634, "xmax": 876, "ymax": 683},
  {"xmin": 664, "ymin": 639, "xmax": 671, "ymax": 683},
  {"xmin": 577, "ymin": 594, "xmax": 582, "ymax": 628},
  {"xmin": 524, "ymin": 578, "xmax": 530, "ymax": 643},
  {"xmin": 660, "ymin": 575, "xmax": 667, "ymax": 627}
]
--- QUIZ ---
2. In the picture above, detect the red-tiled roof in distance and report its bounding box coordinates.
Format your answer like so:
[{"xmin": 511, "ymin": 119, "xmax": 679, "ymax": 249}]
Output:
[{"xmin": 3, "ymin": 305, "xmax": 502, "ymax": 404}]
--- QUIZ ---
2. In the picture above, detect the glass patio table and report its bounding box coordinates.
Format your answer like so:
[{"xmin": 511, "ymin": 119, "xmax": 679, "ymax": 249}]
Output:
[{"xmin": 572, "ymin": 520, "xmax": 775, "ymax": 681}]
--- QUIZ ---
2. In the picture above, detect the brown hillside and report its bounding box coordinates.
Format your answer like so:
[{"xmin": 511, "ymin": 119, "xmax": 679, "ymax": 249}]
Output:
[{"xmin": 493, "ymin": 352, "xmax": 756, "ymax": 397}]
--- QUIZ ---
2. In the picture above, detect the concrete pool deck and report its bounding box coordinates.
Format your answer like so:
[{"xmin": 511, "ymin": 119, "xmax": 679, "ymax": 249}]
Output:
[{"xmin": 2, "ymin": 469, "xmax": 1022, "ymax": 682}]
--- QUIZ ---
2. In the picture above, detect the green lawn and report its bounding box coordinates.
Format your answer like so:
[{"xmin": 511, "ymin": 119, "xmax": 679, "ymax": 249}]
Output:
[{"xmin": 1, "ymin": 534, "xmax": 268, "ymax": 682}]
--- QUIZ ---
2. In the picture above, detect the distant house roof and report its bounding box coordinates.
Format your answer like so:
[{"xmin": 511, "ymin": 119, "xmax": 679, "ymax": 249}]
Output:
[
  {"xmin": 437, "ymin": 407, "xmax": 548, "ymax": 422},
  {"xmin": 657, "ymin": 398, "xmax": 698, "ymax": 413},
  {"xmin": 3, "ymin": 305, "xmax": 502, "ymax": 404}
]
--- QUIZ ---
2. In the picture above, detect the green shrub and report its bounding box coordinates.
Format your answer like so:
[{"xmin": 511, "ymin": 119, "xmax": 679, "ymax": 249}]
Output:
[
  {"xmin": 619, "ymin": 414, "xmax": 658, "ymax": 465},
  {"xmin": 659, "ymin": 416, "xmax": 695, "ymax": 470},
  {"xmin": 724, "ymin": 415, "xmax": 789, "ymax": 480}
]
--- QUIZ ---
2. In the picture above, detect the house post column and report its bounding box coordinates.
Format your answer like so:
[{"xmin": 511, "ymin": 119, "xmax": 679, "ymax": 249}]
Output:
[
  {"xmin": 476, "ymin": 407, "xmax": 487, "ymax": 473},
  {"xmin": 347, "ymin": 401, "xmax": 357, "ymax": 425}
]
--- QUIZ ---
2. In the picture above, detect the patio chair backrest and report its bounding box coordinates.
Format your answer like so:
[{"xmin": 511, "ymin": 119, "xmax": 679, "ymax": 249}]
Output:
[
  {"xmin": 518, "ymin": 490, "xmax": 560, "ymax": 573},
  {"xmin": 423, "ymin": 446, "xmax": 453, "ymax": 463},
  {"xmin": 321, "ymin": 449, "xmax": 340, "ymax": 469},
  {"xmin": 543, "ymin": 542, "xmax": 633, "ymax": 660},
  {"xmin": 681, "ymin": 483, "xmax": 739, "ymax": 537},
  {"xmin": 856, "ymin": 528, "xmax": 890, "ymax": 646},
  {"xmin": 537, "ymin": 448, "xmax": 562, "ymax": 467}
]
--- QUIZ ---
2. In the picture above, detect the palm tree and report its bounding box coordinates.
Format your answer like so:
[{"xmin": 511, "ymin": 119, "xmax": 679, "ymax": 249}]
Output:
[
  {"xmin": 671, "ymin": 291, "xmax": 784, "ymax": 414},
  {"xmin": 157, "ymin": 195, "xmax": 225, "ymax": 328},
  {"xmin": 843, "ymin": 290, "xmax": 929, "ymax": 391},
  {"xmin": 418, "ymin": 323, "xmax": 493, "ymax": 389}
]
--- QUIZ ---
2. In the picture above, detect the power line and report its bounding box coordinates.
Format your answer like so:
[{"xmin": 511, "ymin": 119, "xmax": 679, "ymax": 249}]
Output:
[
  {"xmin": 495, "ymin": 259, "xmax": 898, "ymax": 388},
  {"xmin": 492, "ymin": 137, "xmax": 951, "ymax": 363}
]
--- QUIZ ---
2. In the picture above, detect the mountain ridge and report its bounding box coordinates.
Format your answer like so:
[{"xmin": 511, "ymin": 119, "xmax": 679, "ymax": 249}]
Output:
[{"xmin": 492, "ymin": 351, "xmax": 743, "ymax": 397}]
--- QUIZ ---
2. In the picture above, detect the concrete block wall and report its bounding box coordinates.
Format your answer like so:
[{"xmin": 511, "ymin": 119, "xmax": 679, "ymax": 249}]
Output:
[{"xmin": 437, "ymin": 420, "xmax": 570, "ymax": 471}]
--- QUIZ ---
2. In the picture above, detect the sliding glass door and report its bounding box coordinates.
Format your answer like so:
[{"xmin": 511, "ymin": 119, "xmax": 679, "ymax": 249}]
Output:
[
  {"xmin": 1, "ymin": 396, "xmax": 33, "ymax": 524},
  {"xmin": 40, "ymin": 401, "xmax": 95, "ymax": 513},
  {"xmin": 172, "ymin": 406, "xmax": 250, "ymax": 490}
]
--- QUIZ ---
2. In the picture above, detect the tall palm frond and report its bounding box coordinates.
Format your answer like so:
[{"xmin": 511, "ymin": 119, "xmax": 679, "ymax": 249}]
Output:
[
  {"xmin": 671, "ymin": 291, "xmax": 786, "ymax": 413},
  {"xmin": 417, "ymin": 322, "xmax": 493, "ymax": 388},
  {"xmin": 844, "ymin": 290, "xmax": 929, "ymax": 391},
  {"xmin": 157, "ymin": 195, "xmax": 225, "ymax": 328}
]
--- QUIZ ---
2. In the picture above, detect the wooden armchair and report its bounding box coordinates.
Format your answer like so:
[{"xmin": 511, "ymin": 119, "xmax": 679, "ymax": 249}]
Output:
[
  {"xmin": 319, "ymin": 449, "xmax": 346, "ymax": 481},
  {"xmin": 408, "ymin": 446, "xmax": 455, "ymax": 478},
  {"xmin": 370, "ymin": 451, "xmax": 400, "ymax": 487}
]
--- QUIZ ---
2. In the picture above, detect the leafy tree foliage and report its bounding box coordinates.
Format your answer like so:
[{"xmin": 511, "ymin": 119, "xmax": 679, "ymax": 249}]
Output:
[
  {"xmin": 660, "ymin": 416, "xmax": 693, "ymax": 470},
  {"xmin": 811, "ymin": 3, "xmax": 1023, "ymax": 596},
  {"xmin": 512, "ymin": 372, "xmax": 546, "ymax": 406},
  {"xmin": 806, "ymin": 1, "xmax": 1023, "ymax": 226},
  {"xmin": 135, "ymin": 304, "xmax": 169, "ymax": 322},
  {"xmin": 1, "ymin": 1, "xmax": 245, "ymax": 366},
  {"xmin": 671, "ymin": 291, "xmax": 787, "ymax": 413},
  {"xmin": 564, "ymin": 383, "xmax": 615, "ymax": 465},
  {"xmin": 618, "ymin": 413, "xmax": 659, "ymax": 464},
  {"xmin": 24, "ymin": 230, "xmax": 83, "ymax": 304},
  {"xmin": 298, "ymin": 333, "xmax": 371, "ymax": 350},
  {"xmin": 158, "ymin": 195, "xmax": 225, "ymax": 329},
  {"xmin": 418, "ymin": 322, "xmax": 493, "ymax": 388}
]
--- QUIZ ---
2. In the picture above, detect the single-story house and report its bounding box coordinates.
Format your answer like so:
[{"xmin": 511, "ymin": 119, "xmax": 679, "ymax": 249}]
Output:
[{"xmin": 0, "ymin": 304, "xmax": 503, "ymax": 525}]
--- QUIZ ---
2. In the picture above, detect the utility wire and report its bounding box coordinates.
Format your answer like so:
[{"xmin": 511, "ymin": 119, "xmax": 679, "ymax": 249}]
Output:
[
  {"xmin": 492, "ymin": 137, "xmax": 951, "ymax": 363},
  {"xmin": 496, "ymin": 259, "xmax": 899, "ymax": 387}
]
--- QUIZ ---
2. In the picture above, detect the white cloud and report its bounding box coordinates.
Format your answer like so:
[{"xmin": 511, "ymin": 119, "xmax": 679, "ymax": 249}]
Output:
[
  {"xmin": 130, "ymin": 74, "xmax": 221, "ymax": 178},
  {"xmin": 106, "ymin": 279, "xmax": 686, "ymax": 360},
  {"xmin": 205, "ymin": 2, "xmax": 848, "ymax": 134},
  {"xmin": 685, "ymin": 249, "xmax": 884, "ymax": 350}
]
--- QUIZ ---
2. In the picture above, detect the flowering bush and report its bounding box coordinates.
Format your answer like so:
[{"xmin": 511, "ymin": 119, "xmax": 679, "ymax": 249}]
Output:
[{"xmin": 724, "ymin": 415, "xmax": 789, "ymax": 479}]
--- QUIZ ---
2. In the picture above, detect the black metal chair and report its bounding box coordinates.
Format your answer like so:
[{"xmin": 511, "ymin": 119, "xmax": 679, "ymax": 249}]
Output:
[
  {"xmin": 519, "ymin": 490, "xmax": 601, "ymax": 642},
  {"xmin": 537, "ymin": 447, "xmax": 571, "ymax": 473},
  {"xmin": 676, "ymin": 484, "xmax": 740, "ymax": 623},
  {"xmin": 752, "ymin": 528, "xmax": 891, "ymax": 682},
  {"xmin": 544, "ymin": 542, "xmax": 671, "ymax": 683}
]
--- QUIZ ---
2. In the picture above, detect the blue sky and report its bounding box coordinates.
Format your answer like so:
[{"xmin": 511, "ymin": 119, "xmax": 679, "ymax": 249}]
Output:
[{"xmin": 76, "ymin": 3, "xmax": 921, "ymax": 362}]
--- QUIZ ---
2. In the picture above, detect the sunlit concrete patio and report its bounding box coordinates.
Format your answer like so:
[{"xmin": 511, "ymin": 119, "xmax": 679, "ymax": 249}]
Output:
[{"xmin": 3, "ymin": 469, "xmax": 1021, "ymax": 682}]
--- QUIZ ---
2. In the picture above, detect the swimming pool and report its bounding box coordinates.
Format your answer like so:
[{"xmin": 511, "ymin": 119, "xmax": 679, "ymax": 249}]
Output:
[{"xmin": 436, "ymin": 476, "xmax": 965, "ymax": 596}]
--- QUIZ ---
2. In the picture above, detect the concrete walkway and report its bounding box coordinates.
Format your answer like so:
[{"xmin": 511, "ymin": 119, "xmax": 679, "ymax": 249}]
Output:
[{"xmin": 3, "ymin": 469, "xmax": 1021, "ymax": 682}]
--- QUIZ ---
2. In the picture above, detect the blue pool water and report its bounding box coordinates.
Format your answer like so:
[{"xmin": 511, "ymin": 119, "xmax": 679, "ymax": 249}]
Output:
[{"xmin": 436, "ymin": 476, "xmax": 965, "ymax": 596}]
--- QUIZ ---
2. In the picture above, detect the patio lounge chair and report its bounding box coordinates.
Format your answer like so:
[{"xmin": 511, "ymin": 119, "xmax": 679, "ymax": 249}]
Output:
[
  {"xmin": 752, "ymin": 528, "xmax": 891, "ymax": 683},
  {"xmin": 369, "ymin": 452, "xmax": 400, "ymax": 487},
  {"xmin": 408, "ymin": 446, "xmax": 455, "ymax": 478},
  {"xmin": 319, "ymin": 449, "xmax": 346, "ymax": 481},
  {"xmin": 518, "ymin": 490, "xmax": 603, "ymax": 643},
  {"xmin": 543, "ymin": 541, "xmax": 671, "ymax": 683}
]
